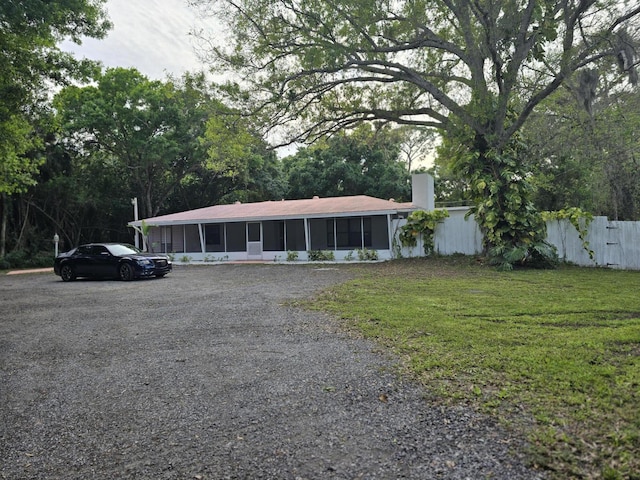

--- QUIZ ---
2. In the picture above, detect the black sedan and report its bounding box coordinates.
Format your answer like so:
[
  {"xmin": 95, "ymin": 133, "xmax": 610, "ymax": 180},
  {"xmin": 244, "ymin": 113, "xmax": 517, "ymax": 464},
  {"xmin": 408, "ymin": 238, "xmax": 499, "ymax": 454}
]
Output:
[{"xmin": 54, "ymin": 243, "xmax": 172, "ymax": 282}]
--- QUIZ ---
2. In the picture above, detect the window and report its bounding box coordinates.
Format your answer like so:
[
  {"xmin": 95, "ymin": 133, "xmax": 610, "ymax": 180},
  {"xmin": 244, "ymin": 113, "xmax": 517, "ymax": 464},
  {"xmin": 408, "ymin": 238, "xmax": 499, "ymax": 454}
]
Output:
[
  {"xmin": 263, "ymin": 221, "xmax": 285, "ymax": 251},
  {"xmin": 76, "ymin": 245, "xmax": 92, "ymax": 255},
  {"xmin": 285, "ymin": 219, "xmax": 306, "ymax": 251},
  {"xmin": 205, "ymin": 224, "xmax": 224, "ymax": 252},
  {"xmin": 247, "ymin": 223, "xmax": 261, "ymax": 242},
  {"xmin": 226, "ymin": 222, "xmax": 246, "ymax": 252},
  {"xmin": 316, "ymin": 216, "xmax": 388, "ymax": 250},
  {"xmin": 185, "ymin": 225, "xmax": 200, "ymax": 252},
  {"xmin": 335, "ymin": 218, "xmax": 365, "ymax": 249}
]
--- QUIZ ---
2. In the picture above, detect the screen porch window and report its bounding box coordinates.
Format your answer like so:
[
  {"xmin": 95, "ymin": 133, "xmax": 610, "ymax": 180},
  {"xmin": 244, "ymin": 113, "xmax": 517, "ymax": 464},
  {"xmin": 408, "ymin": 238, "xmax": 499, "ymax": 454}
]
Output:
[{"xmin": 327, "ymin": 217, "xmax": 373, "ymax": 249}]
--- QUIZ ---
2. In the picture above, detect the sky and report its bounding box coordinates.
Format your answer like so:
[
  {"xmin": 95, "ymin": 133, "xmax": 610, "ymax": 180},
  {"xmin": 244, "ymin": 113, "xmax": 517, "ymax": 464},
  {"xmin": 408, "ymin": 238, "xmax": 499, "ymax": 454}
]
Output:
[
  {"xmin": 60, "ymin": 0, "xmax": 429, "ymax": 161},
  {"xmin": 62, "ymin": 0, "xmax": 211, "ymax": 80},
  {"xmin": 61, "ymin": 0, "xmax": 301, "ymax": 156}
]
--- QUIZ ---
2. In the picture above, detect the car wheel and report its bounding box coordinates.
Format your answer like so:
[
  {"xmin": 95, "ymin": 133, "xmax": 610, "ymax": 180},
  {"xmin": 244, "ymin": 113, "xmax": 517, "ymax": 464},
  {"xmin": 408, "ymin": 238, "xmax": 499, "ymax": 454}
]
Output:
[
  {"xmin": 119, "ymin": 263, "xmax": 134, "ymax": 281},
  {"xmin": 60, "ymin": 264, "xmax": 76, "ymax": 282}
]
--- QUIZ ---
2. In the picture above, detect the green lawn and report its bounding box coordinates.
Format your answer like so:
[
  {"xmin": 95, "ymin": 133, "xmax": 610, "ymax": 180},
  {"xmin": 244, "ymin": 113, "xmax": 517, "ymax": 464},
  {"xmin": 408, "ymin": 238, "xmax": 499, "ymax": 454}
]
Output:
[{"xmin": 311, "ymin": 257, "xmax": 640, "ymax": 479}]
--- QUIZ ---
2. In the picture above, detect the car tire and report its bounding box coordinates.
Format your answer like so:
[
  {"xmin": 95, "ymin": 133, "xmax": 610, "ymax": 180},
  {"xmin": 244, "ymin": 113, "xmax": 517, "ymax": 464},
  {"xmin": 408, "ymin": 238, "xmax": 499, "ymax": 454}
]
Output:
[
  {"xmin": 119, "ymin": 263, "xmax": 134, "ymax": 281},
  {"xmin": 60, "ymin": 264, "xmax": 76, "ymax": 282}
]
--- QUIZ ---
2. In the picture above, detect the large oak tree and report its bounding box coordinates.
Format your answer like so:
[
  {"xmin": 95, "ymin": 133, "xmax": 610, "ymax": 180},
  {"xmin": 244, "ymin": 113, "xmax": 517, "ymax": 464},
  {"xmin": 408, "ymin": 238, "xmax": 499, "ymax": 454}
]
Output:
[{"xmin": 190, "ymin": 0, "xmax": 639, "ymax": 267}]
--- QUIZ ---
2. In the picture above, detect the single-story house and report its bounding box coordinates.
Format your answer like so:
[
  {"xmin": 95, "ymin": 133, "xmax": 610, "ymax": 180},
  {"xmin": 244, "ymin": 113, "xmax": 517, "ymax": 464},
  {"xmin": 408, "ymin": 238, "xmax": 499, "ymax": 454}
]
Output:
[{"xmin": 129, "ymin": 174, "xmax": 435, "ymax": 262}]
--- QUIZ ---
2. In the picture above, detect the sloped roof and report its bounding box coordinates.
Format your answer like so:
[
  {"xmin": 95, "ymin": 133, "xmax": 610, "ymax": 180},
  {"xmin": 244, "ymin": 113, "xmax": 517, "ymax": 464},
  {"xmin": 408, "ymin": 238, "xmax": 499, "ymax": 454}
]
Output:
[{"xmin": 131, "ymin": 195, "xmax": 416, "ymax": 226}]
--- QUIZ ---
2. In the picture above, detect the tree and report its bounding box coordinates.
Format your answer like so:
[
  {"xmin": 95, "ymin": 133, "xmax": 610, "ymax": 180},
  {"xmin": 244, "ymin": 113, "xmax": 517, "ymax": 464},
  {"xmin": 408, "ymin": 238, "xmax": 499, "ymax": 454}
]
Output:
[
  {"xmin": 198, "ymin": 106, "xmax": 287, "ymax": 204},
  {"xmin": 282, "ymin": 124, "xmax": 410, "ymax": 200},
  {"xmin": 55, "ymin": 68, "xmax": 284, "ymax": 226},
  {"xmin": 0, "ymin": 0, "xmax": 110, "ymax": 257},
  {"xmin": 525, "ymin": 86, "xmax": 640, "ymax": 220},
  {"xmin": 55, "ymin": 69, "xmax": 217, "ymax": 218},
  {"xmin": 190, "ymin": 0, "xmax": 639, "ymax": 267},
  {"xmin": 397, "ymin": 127, "xmax": 437, "ymax": 174}
]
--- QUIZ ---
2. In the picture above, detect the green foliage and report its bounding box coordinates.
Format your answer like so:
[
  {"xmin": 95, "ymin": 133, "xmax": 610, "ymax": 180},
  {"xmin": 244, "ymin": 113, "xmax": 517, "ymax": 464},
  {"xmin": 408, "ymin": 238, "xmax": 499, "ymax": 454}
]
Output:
[
  {"xmin": 356, "ymin": 248, "xmax": 378, "ymax": 261},
  {"xmin": 542, "ymin": 208, "xmax": 595, "ymax": 260},
  {"xmin": 55, "ymin": 69, "xmax": 233, "ymax": 218},
  {"xmin": 0, "ymin": 115, "xmax": 43, "ymax": 195},
  {"xmin": 286, "ymin": 251, "xmax": 299, "ymax": 261},
  {"xmin": 0, "ymin": 0, "xmax": 110, "ymax": 194},
  {"xmin": 307, "ymin": 250, "xmax": 335, "ymax": 261},
  {"xmin": 441, "ymin": 125, "xmax": 558, "ymax": 270},
  {"xmin": 399, "ymin": 209, "xmax": 450, "ymax": 255},
  {"xmin": 281, "ymin": 124, "xmax": 410, "ymax": 201},
  {"xmin": 526, "ymin": 87, "xmax": 640, "ymax": 220},
  {"xmin": 312, "ymin": 259, "xmax": 640, "ymax": 479},
  {"xmin": 0, "ymin": 250, "xmax": 55, "ymax": 270},
  {"xmin": 488, "ymin": 240, "xmax": 559, "ymax": 271}
]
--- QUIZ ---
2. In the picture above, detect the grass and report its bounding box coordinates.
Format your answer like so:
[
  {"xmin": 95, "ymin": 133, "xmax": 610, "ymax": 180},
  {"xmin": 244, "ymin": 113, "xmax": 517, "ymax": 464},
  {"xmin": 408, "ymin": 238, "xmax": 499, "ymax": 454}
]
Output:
[{"xmin": 310, "ymin": 257, "xmax": 640, "ymax": 479}]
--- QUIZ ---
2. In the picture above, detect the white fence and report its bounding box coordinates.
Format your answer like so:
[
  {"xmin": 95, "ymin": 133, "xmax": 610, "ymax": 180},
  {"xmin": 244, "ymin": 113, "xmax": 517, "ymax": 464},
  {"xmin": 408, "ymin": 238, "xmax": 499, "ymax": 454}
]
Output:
[
  {"xmin": 547, "ymin": 216, "xmax": 640, "ymax": 270},
  {"xmin": 397, "ymin": 208, "xmax": 640, "ymax": 270}
]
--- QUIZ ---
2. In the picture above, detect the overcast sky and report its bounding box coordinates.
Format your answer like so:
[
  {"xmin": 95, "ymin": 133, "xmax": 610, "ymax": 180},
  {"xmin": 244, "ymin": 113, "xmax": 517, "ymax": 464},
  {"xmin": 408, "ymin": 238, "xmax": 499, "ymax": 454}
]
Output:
[{"xmin": 63, "ymin": 0, "xmax": 211, "ymax": 80}]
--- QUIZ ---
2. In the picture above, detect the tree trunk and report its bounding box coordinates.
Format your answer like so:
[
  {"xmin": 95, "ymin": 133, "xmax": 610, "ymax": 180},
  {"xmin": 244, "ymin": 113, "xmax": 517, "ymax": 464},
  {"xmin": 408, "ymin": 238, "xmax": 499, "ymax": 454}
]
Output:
[{"xmin": 0, "ymin": 193, "xmax": 7, "ymax": 258}]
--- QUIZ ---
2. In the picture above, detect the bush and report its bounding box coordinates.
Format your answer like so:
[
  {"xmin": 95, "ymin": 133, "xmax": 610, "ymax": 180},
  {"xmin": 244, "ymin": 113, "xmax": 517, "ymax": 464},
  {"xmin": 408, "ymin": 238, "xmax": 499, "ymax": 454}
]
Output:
[
  {"xmin": 356, "ymin": 248, "xmax": 379, "ymax": 261},
  {"xmin": 307, "ymin": 250, "xmax": 335, "ymax": 261},
  {"xmin": 0, "ymin": 250, "xmax": 55, "ymax": 270}
]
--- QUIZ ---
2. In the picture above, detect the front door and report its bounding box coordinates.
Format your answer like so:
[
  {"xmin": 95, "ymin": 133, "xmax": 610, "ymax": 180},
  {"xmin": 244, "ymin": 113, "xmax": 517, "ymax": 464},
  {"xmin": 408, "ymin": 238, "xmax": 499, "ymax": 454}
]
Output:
[{"xmin": 247, "ymin": 222, "xmax": 263, "ymax": 259}]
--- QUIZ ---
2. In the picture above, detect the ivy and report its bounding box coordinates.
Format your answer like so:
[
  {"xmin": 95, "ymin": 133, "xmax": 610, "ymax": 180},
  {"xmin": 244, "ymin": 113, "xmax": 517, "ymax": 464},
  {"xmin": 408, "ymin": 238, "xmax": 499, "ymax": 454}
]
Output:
[
  {"xmin": 439, "ymin": 119, "xmax": 559, "ymax": 271},
  {"xmin": 541, "ymin": 208, "xmax": 595, "ymax": 260},
  {"xmin": 399, "ymin": 209, "xmax": 450, "ymax": 255}
]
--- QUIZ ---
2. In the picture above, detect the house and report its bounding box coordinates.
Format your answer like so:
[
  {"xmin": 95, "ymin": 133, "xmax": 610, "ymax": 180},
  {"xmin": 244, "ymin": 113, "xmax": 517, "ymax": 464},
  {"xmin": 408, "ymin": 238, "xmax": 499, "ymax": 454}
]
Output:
[{"xmin": 129, "ymin": 174, "xmax": 435, "ymax": 261}]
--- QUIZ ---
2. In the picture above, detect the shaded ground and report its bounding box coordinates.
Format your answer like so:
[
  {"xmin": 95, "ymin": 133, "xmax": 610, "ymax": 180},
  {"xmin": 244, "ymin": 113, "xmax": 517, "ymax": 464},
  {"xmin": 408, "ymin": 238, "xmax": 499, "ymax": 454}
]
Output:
[{"xmin": 1, "ymin": 264, "xmax": 544, "ymax": 479}]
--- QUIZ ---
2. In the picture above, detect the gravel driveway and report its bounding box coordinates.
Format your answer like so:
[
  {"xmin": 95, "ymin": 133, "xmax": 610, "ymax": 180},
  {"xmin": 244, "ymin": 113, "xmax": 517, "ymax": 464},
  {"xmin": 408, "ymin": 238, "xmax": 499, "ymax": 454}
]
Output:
[{"xmin": 1, "ymin": 264, "xmax": 543, "ymax": 479}]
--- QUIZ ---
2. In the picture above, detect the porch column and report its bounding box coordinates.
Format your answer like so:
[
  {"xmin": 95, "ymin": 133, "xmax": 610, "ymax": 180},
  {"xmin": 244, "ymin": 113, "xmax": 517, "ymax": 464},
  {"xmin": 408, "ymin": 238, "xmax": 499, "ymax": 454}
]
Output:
[
  {"xmin": 304, "ymin": 218, "xmax": 310, "ymax": 251},
  {"xmin": 198, "ymin": 224, "xmax": 205, "ymax": 253},
  {"xmin": 387, "ymin": 214, "xmax": 394, "ymax": 257}
]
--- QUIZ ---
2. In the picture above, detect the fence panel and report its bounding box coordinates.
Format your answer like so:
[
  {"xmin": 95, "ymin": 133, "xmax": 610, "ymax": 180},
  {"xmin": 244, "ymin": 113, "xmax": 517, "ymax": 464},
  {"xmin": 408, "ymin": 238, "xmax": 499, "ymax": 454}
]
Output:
[
  {"xmin": 397, "ymin": 209, "xmax": 640, "ymax": 270},
  {"xmin": 434, "ymin": 208, "xmax": 483, "ymax": 255},
  {"xmin": 607, "ymin": 221, "xmax": 640, "ymax": 269}
]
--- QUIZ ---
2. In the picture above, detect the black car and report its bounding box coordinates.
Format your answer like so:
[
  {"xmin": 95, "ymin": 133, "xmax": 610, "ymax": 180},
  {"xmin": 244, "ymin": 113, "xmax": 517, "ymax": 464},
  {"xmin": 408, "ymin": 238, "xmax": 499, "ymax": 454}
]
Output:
[{"xmin": 54, "ymin": 243, "xmax": 172, "ymax": 282}]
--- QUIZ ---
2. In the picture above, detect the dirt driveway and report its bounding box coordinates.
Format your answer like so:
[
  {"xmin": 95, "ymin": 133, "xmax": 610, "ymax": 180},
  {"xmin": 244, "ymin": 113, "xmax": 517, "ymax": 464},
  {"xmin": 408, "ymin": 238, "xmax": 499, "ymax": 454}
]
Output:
[{"xmin": 1, "ymin": 264, "xmax": 543, "ymax": 479}]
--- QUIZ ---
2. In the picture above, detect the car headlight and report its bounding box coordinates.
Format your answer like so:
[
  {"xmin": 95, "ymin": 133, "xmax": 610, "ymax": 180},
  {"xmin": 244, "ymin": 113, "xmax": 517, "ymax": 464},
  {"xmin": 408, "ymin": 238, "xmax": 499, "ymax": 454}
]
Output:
[{"xmin": 136, "ymin": 259, "xmax": 152, "ymax": 266}]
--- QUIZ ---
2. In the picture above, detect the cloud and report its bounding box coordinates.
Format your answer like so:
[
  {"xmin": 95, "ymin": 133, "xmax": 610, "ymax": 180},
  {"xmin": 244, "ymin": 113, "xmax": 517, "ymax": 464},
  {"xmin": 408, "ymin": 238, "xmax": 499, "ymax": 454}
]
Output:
[{"xmin": 62, "ymin": 0, "xmax": 209, "ymax": 79}]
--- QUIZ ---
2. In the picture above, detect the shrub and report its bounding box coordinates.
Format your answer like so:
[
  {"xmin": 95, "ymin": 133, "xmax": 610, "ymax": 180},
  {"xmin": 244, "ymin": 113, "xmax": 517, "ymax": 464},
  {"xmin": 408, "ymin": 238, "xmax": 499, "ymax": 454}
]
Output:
[
  {"xmin": 0, "ymin": 250, "xmax": 54, "ymax": 270},
  {"xmin": 308, "ymin": 250, "xmax": 335, "ymax": 261},
  {"xmin": 356, "ymin": 248, "xmax": 378, "ymax": 261}
]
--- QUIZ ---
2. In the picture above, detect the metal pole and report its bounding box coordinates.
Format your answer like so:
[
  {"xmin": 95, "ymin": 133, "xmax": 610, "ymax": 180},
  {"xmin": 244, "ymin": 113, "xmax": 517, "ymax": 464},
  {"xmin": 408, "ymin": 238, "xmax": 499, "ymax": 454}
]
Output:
[
  {"xmin": 131, "ymin": 198, "xmax": 139, "ymax": 249},
  {"xmin": 53, "ymin": 233, "xmax": 59, "ymax": 257}
]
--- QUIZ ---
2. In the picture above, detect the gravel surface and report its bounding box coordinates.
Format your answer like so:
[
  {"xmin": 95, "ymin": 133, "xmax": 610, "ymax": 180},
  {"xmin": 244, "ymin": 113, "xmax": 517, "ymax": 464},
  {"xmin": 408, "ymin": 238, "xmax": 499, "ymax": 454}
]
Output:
[{"xmin": 1, "ymin": 264, "xmax": 544, "ymax": 479}]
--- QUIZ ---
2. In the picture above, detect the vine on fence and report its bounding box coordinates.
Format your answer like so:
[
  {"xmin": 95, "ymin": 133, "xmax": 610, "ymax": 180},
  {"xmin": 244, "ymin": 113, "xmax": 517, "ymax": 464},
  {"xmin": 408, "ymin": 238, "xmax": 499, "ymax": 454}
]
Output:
[
  {"xmin": 541, "ymin": 208, "xmax": 595, "ymax": 260},
  {"xmin": 399, "ymin": 209, "xmax": 450, "ymax": 255}
]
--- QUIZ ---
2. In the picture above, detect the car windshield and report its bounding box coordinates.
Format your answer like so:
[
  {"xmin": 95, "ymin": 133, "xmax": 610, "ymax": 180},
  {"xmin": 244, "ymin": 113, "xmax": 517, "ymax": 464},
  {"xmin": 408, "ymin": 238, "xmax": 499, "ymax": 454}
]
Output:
[{"xmin": 106, "ymin": 244, "xmax": 142, "ymax": 256}]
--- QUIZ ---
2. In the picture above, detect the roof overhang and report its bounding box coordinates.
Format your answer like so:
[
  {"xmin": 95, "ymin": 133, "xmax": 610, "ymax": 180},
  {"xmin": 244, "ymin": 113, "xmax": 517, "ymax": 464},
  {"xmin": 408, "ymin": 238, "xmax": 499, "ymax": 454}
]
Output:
[{"xmin": 129, "ymin": 208, "xmax": 416, "ymax": 228}]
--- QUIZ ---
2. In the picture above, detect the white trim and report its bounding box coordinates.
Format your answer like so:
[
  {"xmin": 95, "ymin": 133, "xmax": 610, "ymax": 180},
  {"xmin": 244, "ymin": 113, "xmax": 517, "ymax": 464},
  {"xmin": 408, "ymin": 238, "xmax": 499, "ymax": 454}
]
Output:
[
  {"xmin": 304, "ymin": 218, "xmax": 310, "ymax": 251},
  {"xmin": 128, "ymin": 209, "xmax": 415, "ymax": 228},
  {"xmin": 198, "ymin": 224, "xmax": 205, "ymax": 253}
]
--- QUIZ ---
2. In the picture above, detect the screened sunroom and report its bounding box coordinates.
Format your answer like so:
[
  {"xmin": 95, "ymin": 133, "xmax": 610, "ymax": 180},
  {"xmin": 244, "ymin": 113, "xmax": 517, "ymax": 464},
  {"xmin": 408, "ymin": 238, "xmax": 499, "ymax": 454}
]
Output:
[{"xmin": 130, "ymin": 174, "xmax": 434, "ymax": 261}]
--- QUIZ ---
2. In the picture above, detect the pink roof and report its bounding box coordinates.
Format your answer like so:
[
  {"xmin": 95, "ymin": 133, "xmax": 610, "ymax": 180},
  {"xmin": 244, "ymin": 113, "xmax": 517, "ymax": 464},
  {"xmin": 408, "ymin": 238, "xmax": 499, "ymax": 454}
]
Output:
[{"xmin": 134, "ymin": 195, "xmax": 416, "ymax": 225}]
